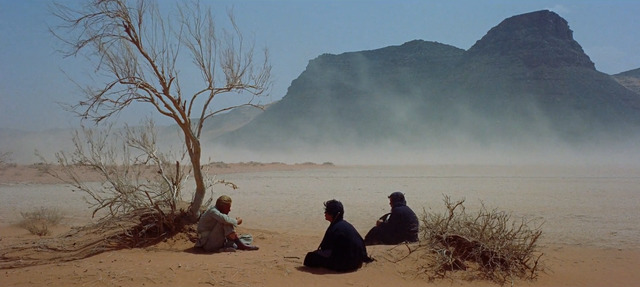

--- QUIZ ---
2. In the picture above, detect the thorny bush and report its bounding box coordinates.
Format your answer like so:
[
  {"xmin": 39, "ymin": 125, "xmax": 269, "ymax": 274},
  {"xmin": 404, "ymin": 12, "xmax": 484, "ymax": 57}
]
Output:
[{"xmin": 418, "ymin": 195, "xmax": 544, "ymax": 284}]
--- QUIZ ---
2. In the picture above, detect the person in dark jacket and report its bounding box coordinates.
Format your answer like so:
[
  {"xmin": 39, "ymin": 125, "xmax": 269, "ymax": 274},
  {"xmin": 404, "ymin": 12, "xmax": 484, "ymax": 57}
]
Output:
[
  {"xmin": 364, "ymin": 191, "xmax": 419, "ymax": 245},
  {"xmin": 304, "ymin": 199, "xmax": 373, "ymax": 272}
]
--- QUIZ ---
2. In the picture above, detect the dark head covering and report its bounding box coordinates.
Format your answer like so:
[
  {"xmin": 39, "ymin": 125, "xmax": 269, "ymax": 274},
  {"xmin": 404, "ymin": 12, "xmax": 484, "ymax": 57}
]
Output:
[
  {"xmin": 388, "ymin": 191, "xmax": 407, "ymax": 206},
  {"xmin": 324, "ymin": 199, "xmax": 344, "ymax": 220}
]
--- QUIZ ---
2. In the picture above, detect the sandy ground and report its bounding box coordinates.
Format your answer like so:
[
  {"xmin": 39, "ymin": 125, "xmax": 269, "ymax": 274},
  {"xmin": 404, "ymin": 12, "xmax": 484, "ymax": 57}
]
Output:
[{"xmin": 1, "ymin": 163, "xmax": 639, "ymax": 286}]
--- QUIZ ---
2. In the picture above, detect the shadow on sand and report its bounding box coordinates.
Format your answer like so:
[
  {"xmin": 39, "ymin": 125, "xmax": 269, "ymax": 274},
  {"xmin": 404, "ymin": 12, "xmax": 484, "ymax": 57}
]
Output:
[{"xmin": 294, "ymin": 266, "xmax": 339, "ymax": 275}]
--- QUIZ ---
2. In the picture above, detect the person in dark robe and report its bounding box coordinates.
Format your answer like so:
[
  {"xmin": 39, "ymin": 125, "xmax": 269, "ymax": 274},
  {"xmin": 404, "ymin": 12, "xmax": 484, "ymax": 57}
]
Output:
[
  {"xmin": 364, "ymin": 191, "xmax": 419, "ymax": 245},
  {"xmin": 303, "ymin": 199, "xmax": 373, "ymax": 272}
]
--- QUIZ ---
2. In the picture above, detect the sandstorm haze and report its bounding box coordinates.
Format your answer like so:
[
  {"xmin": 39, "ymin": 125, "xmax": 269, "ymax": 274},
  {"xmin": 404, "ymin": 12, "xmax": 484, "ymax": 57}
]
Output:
[
  {"xmin": 209, "ymin": 11, "xmax": 640, "ymax": 166},
  {"xmin": 1, "ymin": 2, "xmax": 640, "ymax": 166}
]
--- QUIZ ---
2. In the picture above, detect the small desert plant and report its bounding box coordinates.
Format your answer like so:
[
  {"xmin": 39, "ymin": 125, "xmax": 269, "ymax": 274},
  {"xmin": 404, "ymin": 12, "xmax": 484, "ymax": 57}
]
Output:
[
  {"xmin": 418, "ymin": 195, "xmax": 544, "ymax": 284},
  {"xmin": 0, "ymin": 151, "xmax": 13, "ymax": 168},
  {"xmin": 18, "ymin": 207, "xmax": 64, "ymax": 236}
]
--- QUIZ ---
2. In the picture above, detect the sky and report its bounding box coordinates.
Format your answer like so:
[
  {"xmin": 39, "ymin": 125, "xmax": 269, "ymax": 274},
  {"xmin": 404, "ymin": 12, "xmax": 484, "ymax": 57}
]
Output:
[{"xmin": 1, "ymin": 0, "xmax": 639, "ymax": 132}]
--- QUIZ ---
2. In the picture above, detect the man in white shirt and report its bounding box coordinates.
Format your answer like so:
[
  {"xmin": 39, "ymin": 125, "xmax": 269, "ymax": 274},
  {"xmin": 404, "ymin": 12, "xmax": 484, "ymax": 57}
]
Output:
[{"xmin": 195, "ymin": 195, "xmax": 259, "ymax": 252}]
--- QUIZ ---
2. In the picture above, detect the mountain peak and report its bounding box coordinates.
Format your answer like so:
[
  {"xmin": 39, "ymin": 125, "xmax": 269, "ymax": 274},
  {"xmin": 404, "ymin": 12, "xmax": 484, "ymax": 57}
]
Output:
[{"xmin": 466, "ymin": 10, "xmax": 595, "ymax": 69}]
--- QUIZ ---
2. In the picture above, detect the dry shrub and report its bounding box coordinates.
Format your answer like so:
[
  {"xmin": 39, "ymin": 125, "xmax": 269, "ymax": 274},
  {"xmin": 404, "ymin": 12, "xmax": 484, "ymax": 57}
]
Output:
[
  {"xmin": 0, "ymin": 152, "xmax": 14, "ymax": 169},
  {"xmin": 418, "ymin": 195, "xmax": 544, "ymax": 284},
  {"xmin": 18, "ymin": 207, "xmax": 64, "ymax": 236}
]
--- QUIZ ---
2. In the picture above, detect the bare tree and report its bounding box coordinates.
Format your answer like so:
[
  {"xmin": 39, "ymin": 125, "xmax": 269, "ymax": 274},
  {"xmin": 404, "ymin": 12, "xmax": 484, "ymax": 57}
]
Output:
[{"xmin": 51, "ymin": 0, "xmax": 271, "ymax": 221}]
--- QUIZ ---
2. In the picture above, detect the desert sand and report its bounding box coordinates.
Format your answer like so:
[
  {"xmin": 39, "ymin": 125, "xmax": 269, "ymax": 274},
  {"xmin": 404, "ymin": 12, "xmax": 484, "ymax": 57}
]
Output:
[{"xmin": 1, "ymin": 163, "xmax": 639, "ymax": 286}]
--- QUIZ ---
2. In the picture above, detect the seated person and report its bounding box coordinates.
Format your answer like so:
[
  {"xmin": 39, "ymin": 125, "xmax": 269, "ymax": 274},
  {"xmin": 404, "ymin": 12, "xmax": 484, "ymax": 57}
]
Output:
[
  {"xmin": 304, "ymin": 199, "xmax": 373, "ymax": 272},
  {"xmin": 195, "ymin": 195, "xmax": 259, "ymax": 252},
  {"xmin": 364, "ymin": 191, "xmax": 419, "ymax": 245}
]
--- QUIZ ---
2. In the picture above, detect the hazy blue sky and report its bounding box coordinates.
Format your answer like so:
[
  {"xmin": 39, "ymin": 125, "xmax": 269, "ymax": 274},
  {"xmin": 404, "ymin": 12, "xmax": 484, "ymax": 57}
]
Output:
[{"xmin": 1, "ymin": 0, "xmax": 639, "ymax": 132}]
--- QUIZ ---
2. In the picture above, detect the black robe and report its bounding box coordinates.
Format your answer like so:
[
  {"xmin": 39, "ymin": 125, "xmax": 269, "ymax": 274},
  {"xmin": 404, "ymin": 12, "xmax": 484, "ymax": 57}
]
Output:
[
  {"xmin": 364, "ymin": 200, "xmax": 419, "ymax": 245},
  {"xmin": 304, "ymin": 218, "xmax": 372, "ymax": 272}
]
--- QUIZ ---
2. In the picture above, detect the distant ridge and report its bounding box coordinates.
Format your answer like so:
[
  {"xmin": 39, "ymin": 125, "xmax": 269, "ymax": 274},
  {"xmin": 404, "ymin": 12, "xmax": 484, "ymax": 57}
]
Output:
[
  {"xmin": 613, "ymin": 68, "xmax": 640, "ymax": 95},
  {"xmin": 615, "ymin": 68, "xmax": 640, "ymax": 77}
]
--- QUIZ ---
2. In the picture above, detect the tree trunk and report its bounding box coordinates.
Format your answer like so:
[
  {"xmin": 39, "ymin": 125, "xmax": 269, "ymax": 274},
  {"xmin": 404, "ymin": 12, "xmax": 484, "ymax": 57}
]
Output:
[
  {"xmin": 188, "ymin": 153, "xmax": 205, "ymax": 222},
  {"xmin": 181, "ymin": 125, "xmax": 206, "ymax": 223}
]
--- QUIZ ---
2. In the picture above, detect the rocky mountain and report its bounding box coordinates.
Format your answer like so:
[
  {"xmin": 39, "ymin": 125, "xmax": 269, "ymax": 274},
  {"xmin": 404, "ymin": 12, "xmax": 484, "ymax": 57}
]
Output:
[
  {"xmin": 217, "ymin": 10, "xmax": 640, "ymax": 153},
  {"xmin": 218, "ymin": 40, "xmax": 466, "ymax": 148}
]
